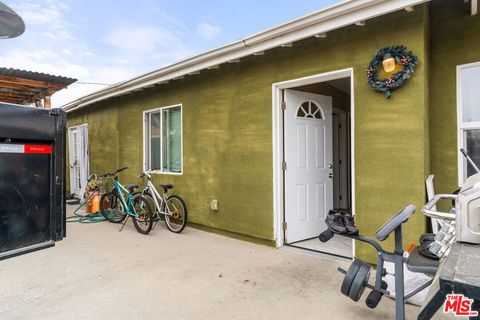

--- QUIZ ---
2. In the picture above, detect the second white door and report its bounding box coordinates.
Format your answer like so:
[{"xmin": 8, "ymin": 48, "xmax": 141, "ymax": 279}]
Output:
[
  {"xmin": 68, "ymin": 124, "xmax": 89, "ymax": 197},
  {"xmin": 284, "ymin": 89, "xmax": 333, "ymax": 243}
]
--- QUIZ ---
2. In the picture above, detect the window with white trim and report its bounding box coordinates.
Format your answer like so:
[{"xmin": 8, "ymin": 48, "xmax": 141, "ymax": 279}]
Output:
[
  {"xmin": 144, "ymin": 105, "xmax": 182, "ymax": 174},
  {"xmin": 458, "ymin": 63, "xmax": 480, "ymax": 184}
]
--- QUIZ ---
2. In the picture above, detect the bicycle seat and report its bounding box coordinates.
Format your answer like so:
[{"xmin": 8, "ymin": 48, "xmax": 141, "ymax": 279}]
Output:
[
  {"xmin": 375, "ymin": 204, "xmax": 416, "ymax": 241},
  {"xmin": 127, "ymin": 184, "xmax": 138, "ymax": 191},
  {"xmin": 160, "ymin": 184, "xmax": 173, "ymax": 190}
]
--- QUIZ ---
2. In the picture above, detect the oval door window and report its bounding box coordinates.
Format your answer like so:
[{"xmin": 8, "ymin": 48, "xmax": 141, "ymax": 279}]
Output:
[{"xmin": 296, "ymin": 101, "xmax": 324, "ymax": 119}]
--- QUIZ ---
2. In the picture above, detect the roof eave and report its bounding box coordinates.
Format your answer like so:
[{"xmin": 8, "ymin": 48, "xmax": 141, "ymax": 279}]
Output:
[{"xmin": 63, "ymin": 0, "xmax": 430, "ymax": 112}]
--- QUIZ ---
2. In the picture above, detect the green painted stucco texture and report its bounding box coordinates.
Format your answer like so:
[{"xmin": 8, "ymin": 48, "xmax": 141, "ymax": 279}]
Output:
[
  {"xmin": 67, "ymin": 3, "xmax": 479, "ymax": 263},
  {"xmin": 429, "ymin": 0, "xmax": 480, "ymax": 198}
]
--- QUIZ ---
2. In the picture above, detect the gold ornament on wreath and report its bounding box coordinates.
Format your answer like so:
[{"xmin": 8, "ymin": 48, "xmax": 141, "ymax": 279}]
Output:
[{"xmin": 366, "ymin": 45, "xmax": 418, "ymax": 99}]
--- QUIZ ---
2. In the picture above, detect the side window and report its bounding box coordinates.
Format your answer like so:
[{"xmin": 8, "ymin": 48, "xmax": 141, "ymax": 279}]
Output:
[
  {"xmin": 145, "ymin": 105, "xmax": 182, "ymax": 174},
  {"xmin": 458, "ymin": 64, "xmax": 480, "ymax": 184}
]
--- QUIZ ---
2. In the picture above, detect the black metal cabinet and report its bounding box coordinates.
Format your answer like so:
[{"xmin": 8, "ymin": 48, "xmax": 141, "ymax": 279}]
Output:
[
  {"xmin": 419, "ymin": 243, "xmax": 480, "ymax": 319},
  {"xmin": 0, "ymin": 103, "xmax": 66, "ymax": 260}
]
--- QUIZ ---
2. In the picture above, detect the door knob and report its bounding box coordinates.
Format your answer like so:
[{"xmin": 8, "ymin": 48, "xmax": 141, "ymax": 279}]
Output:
[{"xmin": 328, "ymin": 164, "xmax": 333, "ymax": 169}]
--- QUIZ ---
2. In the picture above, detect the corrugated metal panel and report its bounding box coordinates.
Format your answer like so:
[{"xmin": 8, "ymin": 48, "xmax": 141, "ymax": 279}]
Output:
[{"xmin": 0, "ymin": 67, "xmax": 77, "ymax": 86}]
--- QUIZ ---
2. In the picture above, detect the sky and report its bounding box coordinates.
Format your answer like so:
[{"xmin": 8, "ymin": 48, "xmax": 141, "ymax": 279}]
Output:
[{"xmin": 2, "ymin": 0, "xmax": 339, "ymax": 107}]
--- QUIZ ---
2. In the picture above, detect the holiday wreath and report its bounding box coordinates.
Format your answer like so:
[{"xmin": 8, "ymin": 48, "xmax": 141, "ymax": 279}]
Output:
[{"xmin": 366, "ymin": 45, "xmax": 418, "ymax": 98}]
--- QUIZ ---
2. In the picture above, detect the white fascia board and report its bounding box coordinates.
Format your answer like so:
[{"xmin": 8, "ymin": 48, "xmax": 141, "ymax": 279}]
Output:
[{"xmin": 63, "ymin": 0, "xmax": 430, "ymax": 112}]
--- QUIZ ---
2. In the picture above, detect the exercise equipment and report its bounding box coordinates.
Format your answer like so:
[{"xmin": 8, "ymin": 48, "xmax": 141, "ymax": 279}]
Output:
[
  {"xmin": 319, "ymin": 205, "xmax": 435, "ymax": 320},
  {"xmin": 423, "ymin": 172, "xmax": 480, "ymax": 245},
  {"xmin": 322, "ymin": 149, "xmax": 480, "ymax": 319},
  {"xmin": 461, "ymin": 147, "xmax": 480, "ymax": 174}
]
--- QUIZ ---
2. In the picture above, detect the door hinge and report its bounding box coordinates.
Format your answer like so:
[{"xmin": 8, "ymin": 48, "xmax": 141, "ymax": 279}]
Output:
[
  {"xmin": 282, "ymin": 161, "xmax": 287, "ymax": 171},
  {"xmin": 283, "ymin": 222, "xmax": 287, "ymax": 231},
  {"xmin": 281, "ymin": 101, "xmax": 286, "ymax": 110}
]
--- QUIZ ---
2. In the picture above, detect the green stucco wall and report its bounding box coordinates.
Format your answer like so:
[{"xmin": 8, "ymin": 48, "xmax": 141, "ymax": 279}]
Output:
[
  {"xmin": 429, "ymin": 0, "xmax": 480, "ymax": 197},
  {"xmin": 67, "ymin": 101, "xmax": 119, "ymax": 185},
  {"xmin": 350, "ymin": 6, "xmax": 429, "ymax": 263},
  {"xmin": 68, "ymin": 6, "xmax": 431, "ymax": 263}
]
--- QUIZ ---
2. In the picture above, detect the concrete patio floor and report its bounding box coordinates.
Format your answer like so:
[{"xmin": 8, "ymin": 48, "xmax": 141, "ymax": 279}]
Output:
[{"xmin": 0, "ymin": 206, "xmax": 432, "ymax": 319}]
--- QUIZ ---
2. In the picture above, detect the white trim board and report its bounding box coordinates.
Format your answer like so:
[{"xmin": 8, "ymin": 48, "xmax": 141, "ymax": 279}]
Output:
[
  {"xmin": 142, "ymin": 104, "xmax": 184, "ymax": 176},
  {"xmin": 272, "ymin": 68, "xmax": 355, "ymax": 259},
  {"xmin": 456, "ymin": 61, "xmax": 480, "ymax": 186},
  {"xmin": 63, "ymin": 0, "xmax": 428, "ymax": 112}
]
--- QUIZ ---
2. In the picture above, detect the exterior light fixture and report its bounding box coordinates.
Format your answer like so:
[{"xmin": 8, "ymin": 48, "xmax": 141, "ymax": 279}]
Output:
[
  {"xmin": 382, "ymin": 53, "xmax": 396, "ymax": 73},
  {"xmin": 0, "ymin": 1, "xmax": 25, "ymax": 38}
]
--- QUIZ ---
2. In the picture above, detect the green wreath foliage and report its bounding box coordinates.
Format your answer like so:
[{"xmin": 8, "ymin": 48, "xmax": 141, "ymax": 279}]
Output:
[{"xmin": 366, "ymin": 45, "xmax": 418, "ymax": 98}]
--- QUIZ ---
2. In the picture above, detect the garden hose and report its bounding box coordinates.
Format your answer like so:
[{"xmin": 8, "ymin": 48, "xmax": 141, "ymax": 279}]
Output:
[{"xmin": 66, "ymin": 182, "xmax": 107, "ymax": 224}]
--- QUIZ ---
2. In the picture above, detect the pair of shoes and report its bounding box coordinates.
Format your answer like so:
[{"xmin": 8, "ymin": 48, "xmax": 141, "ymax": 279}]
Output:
[
  {"xmin": 325, "ymin": 210, "xmax": 359, "ymax": 235},
  {"xmin": 325, "ymin": 210, "xmax": 346, "ymax": 234}
]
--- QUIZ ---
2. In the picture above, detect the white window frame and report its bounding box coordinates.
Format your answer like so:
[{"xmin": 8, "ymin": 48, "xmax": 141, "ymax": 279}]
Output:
[
  {"xmin": 457, "ymin": 62, "xmax": 480, "ymax": 186},
  {"xmin": 143, "ymin": 104, "xmax": 183, "ymax": 175}
]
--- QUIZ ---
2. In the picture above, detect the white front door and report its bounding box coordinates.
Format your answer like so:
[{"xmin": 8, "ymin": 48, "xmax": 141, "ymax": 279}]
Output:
[
  {"xmin": 68, "ymin": 124, "xmax": 89, "ymax": 197},
  {"xmin": 284, "ymin": 90, "xmax": 333, "ymax": 243}
]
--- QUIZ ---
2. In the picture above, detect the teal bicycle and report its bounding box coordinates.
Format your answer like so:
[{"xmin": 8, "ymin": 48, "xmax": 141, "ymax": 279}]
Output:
[{"xmin": 99, "ymin": 167, "xmax": 154, "ymax": 234}]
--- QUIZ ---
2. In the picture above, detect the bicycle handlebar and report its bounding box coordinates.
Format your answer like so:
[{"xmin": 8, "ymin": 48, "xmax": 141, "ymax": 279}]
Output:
[
  {"xmin": 139, "ymin": 171, "xmax": 152, "ymax": 180},
  {"xmin": 99, "ymin": 167, "xmax": 128, "ymax": 178},
  {"xmin": 115, "ymin": 167, "xmax": 128, "ymax": 174}
]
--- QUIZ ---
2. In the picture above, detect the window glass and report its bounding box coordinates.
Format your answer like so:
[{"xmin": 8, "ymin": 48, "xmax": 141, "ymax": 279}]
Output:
[
  {"xmin": 461, "ymin": 67, "xmax": 480, "ymax": 123},
  {"xmin": 149, "ymin": 112, "xmax": 161, "ymax": 170},
  {"xmin": 162, "ymin": 107, "xmax": 182, "ymax": 173},
  {"xmin": 145, "ymin": 106, "xmax": 182, "ymax": 173},
  {"xmin": 297, "ymin": 101, "xmax": 323, "ymax": 119},
  {"xmin": 466, "ymin": 129, "xmax": 480, "ymax": 178}
]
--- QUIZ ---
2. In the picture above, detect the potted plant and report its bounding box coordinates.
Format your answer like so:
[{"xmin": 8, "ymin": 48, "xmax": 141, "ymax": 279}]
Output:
[{"xmin": 85, "ymin": 175, "xmax": 103, "ymax": 214}]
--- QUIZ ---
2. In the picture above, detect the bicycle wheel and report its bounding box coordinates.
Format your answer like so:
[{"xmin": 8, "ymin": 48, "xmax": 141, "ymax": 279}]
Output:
[
  {"xmin": 132, "ymin": 195, "xmax": 154, "ymax": 234},
  {"xmin": 100, "ymin": 192, "xmax": 127, "ymax": 223},
  {"xmin": 164, "ymin": 195, "xmax": 187, "ymax": 233},
  {"xmin": 143, "ymin": 191, "xmax": 159, "ymax": 215}
]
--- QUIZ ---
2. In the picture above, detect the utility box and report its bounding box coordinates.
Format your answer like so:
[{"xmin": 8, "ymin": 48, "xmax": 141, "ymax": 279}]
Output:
[{"xmin": 0, "ymin": 103, "xmax": 66, "ymax": 260}]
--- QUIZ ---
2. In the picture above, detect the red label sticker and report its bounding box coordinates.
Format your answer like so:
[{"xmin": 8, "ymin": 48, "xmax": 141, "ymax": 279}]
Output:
[{"xmin": 24, "ymin": 145, "xmax": 52, "ymax": 154}]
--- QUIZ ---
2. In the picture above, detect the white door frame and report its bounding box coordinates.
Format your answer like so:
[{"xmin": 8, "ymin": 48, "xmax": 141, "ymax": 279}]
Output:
[
  {"xmin": 272, "ymin": 68, "xmax": 355, "ymax": 257},
  {"xmin": 68, "ymin": 123, "xmax": 89, "ymax": 197}
]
